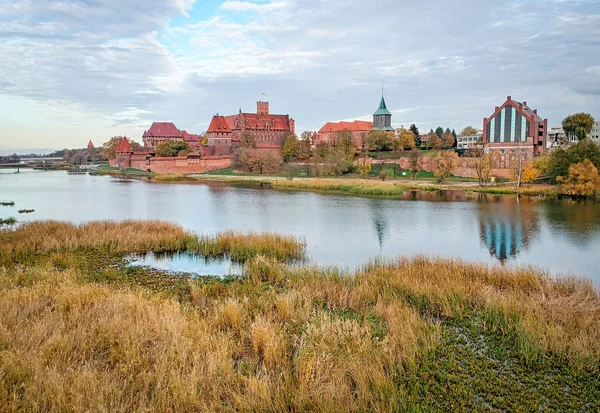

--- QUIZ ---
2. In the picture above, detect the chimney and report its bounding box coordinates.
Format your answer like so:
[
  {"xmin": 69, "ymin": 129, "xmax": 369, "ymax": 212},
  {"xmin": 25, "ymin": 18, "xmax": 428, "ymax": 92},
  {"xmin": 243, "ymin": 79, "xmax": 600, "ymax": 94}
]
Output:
[
  {"xmin": 495, "ymin": 106, "xmax": 499, "ymax": 111},
  {"xmin": 507, "ymin": 96, "xmax": 511, "ymax": 101},
  {"xmin": 533, "ymin": 109, "xmax": 537, "ymax": 114},
  {"xmin": 523, "ymin": 101, "xmax": 527, "ymax": 106}
]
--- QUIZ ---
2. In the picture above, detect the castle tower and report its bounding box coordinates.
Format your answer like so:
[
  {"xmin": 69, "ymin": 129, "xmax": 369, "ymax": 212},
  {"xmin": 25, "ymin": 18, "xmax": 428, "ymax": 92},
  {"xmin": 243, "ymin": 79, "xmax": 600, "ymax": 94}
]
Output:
[
  {"xmin": 257, "ymin": 101, "xmax": 269, "ymax": 116},
  {"xmin": 372, "ymin": 93, "xmax": 394, "ymax": 131}
]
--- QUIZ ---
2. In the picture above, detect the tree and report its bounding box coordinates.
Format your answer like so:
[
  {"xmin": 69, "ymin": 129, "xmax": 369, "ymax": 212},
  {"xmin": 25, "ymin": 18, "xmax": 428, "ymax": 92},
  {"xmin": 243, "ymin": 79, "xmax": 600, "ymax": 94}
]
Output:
[
  {"xmin": 325, "ymin": 151, "xmax": 353, "ymax": 176},
  {"xmin": 410, "ymin": 124, "xmax": 420, "ymax": 146},
  {"xmin": 102, "ymin": 136, "xmax": 142, "ymax": 160},
  {"xmin": 562, "ymin": 113, "xmax": 595, "ymax": 142},
  {"xmin": 547, "ymin": 138, "xmax": 600, "ymax": 181},
  {"xmin": 511, "ymin": 148, "xmax": 529, "ymax": 189},
  {"xmin": 282, "ymin": 135, "xmax": 300, "ymax": 161},
  {"xmin": 460, "ymin": 126, "xmax": 479, "ymax": 136},
  {"xmin": 357, "ymin": 155, "xmax": 372, "ymax": 177},
  {"xmin": 300, "ymin": 130, "xmax": 314, "ymax": 143},
  {"xmin": 315, "ymin": 142, "xmax": 329, "ymax": 158},
  {"xmin": 408, "ymin": 148, "xmax": 421, "ymax": 180},
  {"xmin": 474, "ymin": 152, "xmax": 493, "ymax": 186},
  {"xmin": 396, "ymin": 128, "xmax": 416, "ymax": 150},
  {"xmin": 433, "ymin": 151, "xmax": 458, "ymax": 183},
  {"xmin": 429, "ymin": 133, "xmax": 443, "ymax": 150},
  {"xmin": 441, "ymin": 131, "xmax": 455, "ymax": 149},
  {"xmin": 367, "ymin": 130, "xmax": 393, "ymax": 152},
  {"xmin": 240, "ymin": 132, "xmax": 257, "ymax": 149},
  {"xmin": 379, "ymin": 168, "xmax": 389, "ymax": 181},
  {"xmin": 557, "ymin": 160, "xmax": 600, "ymax": 198},
  {"xmin": 155, "ymin": 140, "xmax": 191, "ymax": 157},
  {"xmin": 233, "ymin": 148, "xmax": 282, "ymax": 174},
  {"xmin": 435, "ymin": 127, "xmax": 444, "ymax": 138},
  {"xmin": 201, "ymin": 135, "xmax": 208, "ymax": 145}
]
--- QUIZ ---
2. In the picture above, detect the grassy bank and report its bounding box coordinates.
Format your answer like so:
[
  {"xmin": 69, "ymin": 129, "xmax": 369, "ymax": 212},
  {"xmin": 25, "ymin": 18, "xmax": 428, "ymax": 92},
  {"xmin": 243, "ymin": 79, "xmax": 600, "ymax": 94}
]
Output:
[
  {"xmin": 0, "ymin": 221, "xmax": 598, "ymax": 411},
  {"xmin": 91, "ymin": 165, "xmax": 155, "ymax": 178}
]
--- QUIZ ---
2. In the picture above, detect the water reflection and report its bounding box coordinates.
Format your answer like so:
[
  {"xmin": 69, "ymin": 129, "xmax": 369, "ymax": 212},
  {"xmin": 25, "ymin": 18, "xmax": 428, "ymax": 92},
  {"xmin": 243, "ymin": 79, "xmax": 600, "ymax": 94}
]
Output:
[
  {"xmin": 478, "ymin": 196, "xmax": 540, "ymax": 263},
  {"xmin": 369, "ymin": 199, "xmax": 389, "ymax": 251},
  {"xmin": 127, "ymin": 251, "xmax": 244, "ymax": 277},
  {"xmin": 544, "ymin": 200, "xmax": 600, "ymax": 244}
]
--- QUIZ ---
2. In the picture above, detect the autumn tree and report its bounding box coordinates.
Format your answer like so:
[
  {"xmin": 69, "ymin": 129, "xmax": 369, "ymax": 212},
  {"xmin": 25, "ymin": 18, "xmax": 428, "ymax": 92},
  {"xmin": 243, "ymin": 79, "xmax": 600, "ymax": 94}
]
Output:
[
  {"xmin": 433, "ymin": 151, "xmax": 458, "ymax": 183},
  {"xmin": 155, "ymin": 140, "xmax": 191, "ymax": 157},
  {"xmin": 233, "ymin": 148, "xmax": 282, "ymax": 174},
  {"xmin": 547, "ymin": 138, "xmax": 600, "ymax": 181},
  {"xmin": 240, "ymin": 132, "xmax": 257, "ymax": 149},
  {"xmin": 441, "ymin": 131, "xmax": 455, "ymax": 149},
  {"xmin": 460, "ymin": 126, "xmax": 479, "ymax": 136},
  {"xmin": 396, "ymin": 128, "xmax": 416, "ymax": 150},
  {"xmin": 102, "ymin": 137, "xmax": 142, "ymax": 160},
  {"xmin": 429, "ymin": 133, "xmax": 443, "ymax": 150},
  {"xmin": 511, "ymin": 148, "xmax": 530, "ymax": 189},
  {"xmin": 474, "ymin": 152, "xmax": 493, "ymax": 186},
  {"xmin": 557, "ymin": 160, "xmax": 600, "ymax": 198},
  {"xmin": 562, "ymin": 113, "xmax": 595, "ymax": 141},
  {"xmin": 357, "ymin": 155, "xmax": 372, "ymax": 178},
  {"xmin": 408, "ymin": 148, "xmax": 421, "ymax": 179}
]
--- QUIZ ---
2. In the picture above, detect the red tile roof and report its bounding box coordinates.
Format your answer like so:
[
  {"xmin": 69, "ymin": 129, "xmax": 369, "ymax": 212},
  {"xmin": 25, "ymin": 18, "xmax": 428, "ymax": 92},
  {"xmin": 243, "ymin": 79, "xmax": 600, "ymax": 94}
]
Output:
[
  {"xmin": 242, "ymin": 113, "xmax": 290, "ymax": 130},
  {"xmin": 182, "ymin": 130, "xmax": 200, "ymax": 141},
  {"xmin": 207, "ymin": 115, "xmax": 231, "ymax": 133},
  {"xmin": 224, "ymin": 115, "xmax": 238, "ymax": 130},
  {"xmin": 87, "ymin": 140, "xmax": 94, "ymax": 148},
  {"xmin": 115, "ymin": 137, "xmax": 133, "ymax": 153},
  {"xmin": 318, "ymin": 120, "xmax": 373, "ymax": 133},
  {"xmin": 142, "ymin": 122, "xmax": 183, "ymax": 138}
]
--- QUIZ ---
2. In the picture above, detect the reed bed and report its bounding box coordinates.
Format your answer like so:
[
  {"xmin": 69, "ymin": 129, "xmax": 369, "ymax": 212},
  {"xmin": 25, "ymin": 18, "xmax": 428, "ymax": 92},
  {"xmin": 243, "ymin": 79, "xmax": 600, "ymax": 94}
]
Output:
[
  {"xmin": 194, "ymin": 230, "xmax": 305, "ymax": 261},
  {"xmin": 0, "ymin": 223, "xmax": 598, "ymax": 411},
  {"xmin": 153, "ymin": 174, "xmax": 196, "ymax": 182},
  {"xmin": 271, "ymin": 178, "xmax": 406, "ymax": 196}
]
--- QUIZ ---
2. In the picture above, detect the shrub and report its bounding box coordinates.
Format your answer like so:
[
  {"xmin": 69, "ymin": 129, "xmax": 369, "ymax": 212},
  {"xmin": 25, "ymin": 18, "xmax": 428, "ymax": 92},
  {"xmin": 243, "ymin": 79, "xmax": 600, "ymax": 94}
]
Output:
[{"xmin": 557, "ymin": 159, "xmax": 600, "ymax": 198}]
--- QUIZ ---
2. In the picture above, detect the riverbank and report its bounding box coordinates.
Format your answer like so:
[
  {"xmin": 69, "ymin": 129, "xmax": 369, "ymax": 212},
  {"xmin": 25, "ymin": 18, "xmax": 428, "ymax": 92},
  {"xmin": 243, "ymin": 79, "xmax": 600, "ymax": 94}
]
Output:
[
  {"xmin": 0, "ymin": 221, "xmax": 598, "ymax": 411},
  {"xmin": 190, "ymin": 173, "xmax": 563, "ymax": 198}
]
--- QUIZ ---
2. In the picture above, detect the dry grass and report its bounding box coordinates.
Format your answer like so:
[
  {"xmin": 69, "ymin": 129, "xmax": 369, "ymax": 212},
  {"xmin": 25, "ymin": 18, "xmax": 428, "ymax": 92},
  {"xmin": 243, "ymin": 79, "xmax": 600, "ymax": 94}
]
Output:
[
  {"xmin": 0, "ymin": 222, "xmax": 598, "ymax": 411},
  {"xmin": 271, "ymin": 178, "xmax": 406, "ymax": 196}
]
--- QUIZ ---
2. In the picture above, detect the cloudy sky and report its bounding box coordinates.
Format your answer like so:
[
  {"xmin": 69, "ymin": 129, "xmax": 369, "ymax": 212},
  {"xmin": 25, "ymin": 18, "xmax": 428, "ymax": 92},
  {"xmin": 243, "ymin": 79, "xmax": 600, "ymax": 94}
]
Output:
[{"xmin": 0, "ymin": 0, "xmax": 599, "ymax": 150}]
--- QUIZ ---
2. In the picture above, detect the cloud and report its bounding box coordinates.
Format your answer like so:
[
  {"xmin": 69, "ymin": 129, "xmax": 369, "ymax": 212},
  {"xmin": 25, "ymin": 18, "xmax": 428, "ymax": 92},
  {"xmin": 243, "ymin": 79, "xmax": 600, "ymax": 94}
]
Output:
[{"xmin": 0, "ymin": 0, "xmax": 599, "ymax": 149}]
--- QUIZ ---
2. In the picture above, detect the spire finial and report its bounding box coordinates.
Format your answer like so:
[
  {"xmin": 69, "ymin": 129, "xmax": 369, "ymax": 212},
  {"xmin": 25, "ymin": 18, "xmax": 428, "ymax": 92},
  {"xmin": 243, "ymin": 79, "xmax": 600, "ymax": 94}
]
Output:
[{"xmin": 381, "ymin": 81, "xmax": 384, "ymax": 96}]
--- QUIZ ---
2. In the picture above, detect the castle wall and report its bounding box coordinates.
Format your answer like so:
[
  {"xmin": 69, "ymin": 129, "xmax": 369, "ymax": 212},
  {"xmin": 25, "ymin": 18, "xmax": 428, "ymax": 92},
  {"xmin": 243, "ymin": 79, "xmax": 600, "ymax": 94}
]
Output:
[
  {"xmin": 110, "ymin": 154, "xmax": 231, "ymax": 174},
  {"xmin": 372, "ymin": 156, "xmax": 514, "ymax": 179}
]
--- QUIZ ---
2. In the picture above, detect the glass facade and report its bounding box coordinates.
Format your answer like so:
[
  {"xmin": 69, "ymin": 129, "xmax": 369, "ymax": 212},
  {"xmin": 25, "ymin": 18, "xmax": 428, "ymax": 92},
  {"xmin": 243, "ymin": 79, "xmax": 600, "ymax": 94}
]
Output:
[{"xmin": 487, "ymin": 104, "xmax": 530, "ymax": 143}]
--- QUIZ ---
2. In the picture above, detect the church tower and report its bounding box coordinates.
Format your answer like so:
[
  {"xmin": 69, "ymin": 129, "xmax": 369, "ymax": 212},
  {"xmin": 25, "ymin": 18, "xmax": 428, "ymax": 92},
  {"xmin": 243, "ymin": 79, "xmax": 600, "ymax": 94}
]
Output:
[{"xmin": 372, "ymin": 92, "xmax": 394, "ymax": 131}]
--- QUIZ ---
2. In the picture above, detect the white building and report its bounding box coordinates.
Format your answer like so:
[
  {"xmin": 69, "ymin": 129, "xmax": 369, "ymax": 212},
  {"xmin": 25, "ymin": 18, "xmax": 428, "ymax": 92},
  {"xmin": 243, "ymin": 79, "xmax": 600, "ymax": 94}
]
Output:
[
  {"xmin": 456, "ymin": 133, "xmax": 482, "ymax": 149},
  {"xmin": 590, "ymin": 120, "xmax": 600, "ymax": 145},
  {"xmin": 547, "ymin": 127, "xmax": 566, "ymax": 148}
]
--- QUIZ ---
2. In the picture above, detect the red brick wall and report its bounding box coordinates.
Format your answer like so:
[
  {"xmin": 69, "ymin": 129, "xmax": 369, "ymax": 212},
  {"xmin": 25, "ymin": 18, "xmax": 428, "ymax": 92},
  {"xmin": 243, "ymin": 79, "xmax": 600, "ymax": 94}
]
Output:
[{"xmin": 111, "ymin": 154, "xmax": 231, "ymax": 174}]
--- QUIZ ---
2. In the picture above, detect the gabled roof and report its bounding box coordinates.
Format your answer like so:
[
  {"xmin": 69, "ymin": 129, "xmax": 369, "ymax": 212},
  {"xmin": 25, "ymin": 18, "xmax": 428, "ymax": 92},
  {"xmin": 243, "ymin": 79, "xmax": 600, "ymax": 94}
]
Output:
[
  {"xmin": 318, "ymin": 120, "xmax": 373, "ymax": 133},
  {"xmin": 373, "ymin": 95, "xmax": 392, "ymax": 116},
  {"xmin": 143, "ymin": 122, "xmax": 183, "ymax": 138},
  {"xmin": 115, "ymin": 137, "xmax": 133, "ymax": 153},
  {"xmin": 207, "ymin": 115, "xmax": 231, "ymax": 133},
  {"xmin": 182, "ymin": 130, "xmax": 200, "ymax": 141},
  {"xmin": 487, "ymin": 97, "xmax": 544, "ymax": 124}
]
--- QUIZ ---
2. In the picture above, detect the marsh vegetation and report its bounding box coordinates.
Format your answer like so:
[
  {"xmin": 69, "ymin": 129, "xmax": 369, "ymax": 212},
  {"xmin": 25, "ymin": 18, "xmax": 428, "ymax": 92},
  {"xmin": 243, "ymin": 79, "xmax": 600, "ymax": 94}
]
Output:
[{"xmin": 0, "ymin": 221, "xmax": 598, "ymax": 411}]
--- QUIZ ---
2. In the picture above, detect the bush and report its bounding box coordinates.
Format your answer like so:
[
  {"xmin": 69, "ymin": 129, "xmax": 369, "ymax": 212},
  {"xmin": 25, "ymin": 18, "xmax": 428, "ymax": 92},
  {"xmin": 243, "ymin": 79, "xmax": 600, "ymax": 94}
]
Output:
[{"xmin": 155, "ymin": 140, "xmax": 191, "ymax": 157}]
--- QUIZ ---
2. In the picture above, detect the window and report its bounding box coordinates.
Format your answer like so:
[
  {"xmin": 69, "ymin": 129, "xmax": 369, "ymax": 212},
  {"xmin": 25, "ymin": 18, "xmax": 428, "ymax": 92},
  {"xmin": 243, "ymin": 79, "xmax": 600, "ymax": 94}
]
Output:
[{"xmin": 500, "ymin": 108, "xmax": 505, "ymax": 142}]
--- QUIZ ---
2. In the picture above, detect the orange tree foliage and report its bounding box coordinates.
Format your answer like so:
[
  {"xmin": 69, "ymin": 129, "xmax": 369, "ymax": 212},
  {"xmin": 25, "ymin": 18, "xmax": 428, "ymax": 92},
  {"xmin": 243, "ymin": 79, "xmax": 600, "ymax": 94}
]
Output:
[
  {"xmin": 357, "ymin": 155, "xmax": 373, "ymax": 177},
  {"xmin": 557, "ymin": 159, "xmax": 600, "ymax": 198},
  {"xmin": 433, "ymin": 151, "xmax": 459, "ymax": 183},
  {"xmin": 521, "ymin": 161, "xmax": 538, "ymax": 184}
]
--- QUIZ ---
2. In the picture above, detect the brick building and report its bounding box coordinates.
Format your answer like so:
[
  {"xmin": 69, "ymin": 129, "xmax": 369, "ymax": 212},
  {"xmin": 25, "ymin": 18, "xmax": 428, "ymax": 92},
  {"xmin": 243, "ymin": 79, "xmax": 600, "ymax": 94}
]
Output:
[
  {"xmin": 316, "ymin": 120, "xmax": 373, "ymax": 150},
  {"xmin": 483, "ymin": 96, "xmax": 547, "ymax": 168},
  {"xmin": 142, "ymin": 122, "xmax": 200, "ymax": 149},
  {"xmin": 207, "ymin": 101, "xmax": 295, "ymax": 153}
]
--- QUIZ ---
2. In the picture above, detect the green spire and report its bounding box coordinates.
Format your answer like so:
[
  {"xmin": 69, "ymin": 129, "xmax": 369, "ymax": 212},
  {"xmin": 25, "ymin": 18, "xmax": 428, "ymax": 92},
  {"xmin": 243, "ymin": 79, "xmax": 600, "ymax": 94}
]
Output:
[{"xmin": 373, "ymin": 94, "xmax": 392, "ymax": 116}]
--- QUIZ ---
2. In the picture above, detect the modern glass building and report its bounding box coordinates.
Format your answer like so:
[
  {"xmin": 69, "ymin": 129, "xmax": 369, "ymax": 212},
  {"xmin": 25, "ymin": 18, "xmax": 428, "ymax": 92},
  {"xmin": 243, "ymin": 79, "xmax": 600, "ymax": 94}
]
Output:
[{"xmin": 482, "ymin": 96, "xmax": 547, "ymax": 156}]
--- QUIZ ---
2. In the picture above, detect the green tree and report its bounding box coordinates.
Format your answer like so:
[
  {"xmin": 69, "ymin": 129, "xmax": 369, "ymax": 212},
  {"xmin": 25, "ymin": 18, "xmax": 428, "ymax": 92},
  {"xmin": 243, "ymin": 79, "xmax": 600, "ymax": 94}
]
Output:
[
  {"xmin": 562, "ymin": 113, "xmax": 595, "ymax": 141},
  {"xmin": 282, "ymin": 135, "xmax": 300, "ymax": 161},
  {"xmin": 409, "ymin": 124, "xmax": 420, "ymax": 146},
  {"xmin": 435, "ymin": 127, "xmax": 444, "ymax": 138},
  {"xmin": 155, "ymin": 140, "xmax": 191, "ymax": 157},
  {"xmin": 300, "ymin": 130, "xmax": 314, "ymax": 143},
  {"xmin": 367, "ymin": 130, "xmax": 393, "ymax": 152},
  {"xmin": 547, "ymin": 139, "xmax": 600, "ymax": 181},
  {"xmin": 558, "ymin": 160, "xmax": 600, "ymax": 198}
]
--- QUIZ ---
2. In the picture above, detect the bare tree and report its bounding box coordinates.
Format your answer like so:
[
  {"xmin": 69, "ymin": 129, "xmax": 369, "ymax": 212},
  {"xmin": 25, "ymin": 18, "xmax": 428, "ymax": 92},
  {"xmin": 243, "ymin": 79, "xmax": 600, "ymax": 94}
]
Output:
[{"xmin": 512, "ymin": 148, "xmax": 528, "ymax": 189}]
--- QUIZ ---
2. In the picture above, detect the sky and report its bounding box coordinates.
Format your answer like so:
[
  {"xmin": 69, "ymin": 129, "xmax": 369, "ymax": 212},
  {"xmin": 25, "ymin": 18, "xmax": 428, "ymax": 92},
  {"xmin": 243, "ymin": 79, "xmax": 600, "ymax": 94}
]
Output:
[{"xmin": 0, "ymin": 0, "xmax": 599, "ymax": 151}]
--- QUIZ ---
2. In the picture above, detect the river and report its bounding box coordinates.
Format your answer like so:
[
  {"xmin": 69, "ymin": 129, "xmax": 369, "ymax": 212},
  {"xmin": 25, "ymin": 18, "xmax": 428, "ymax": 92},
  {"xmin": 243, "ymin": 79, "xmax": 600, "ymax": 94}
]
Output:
[{"xmin": 1, "ymin": 169, "xmax": 599, "ymax": 285}]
